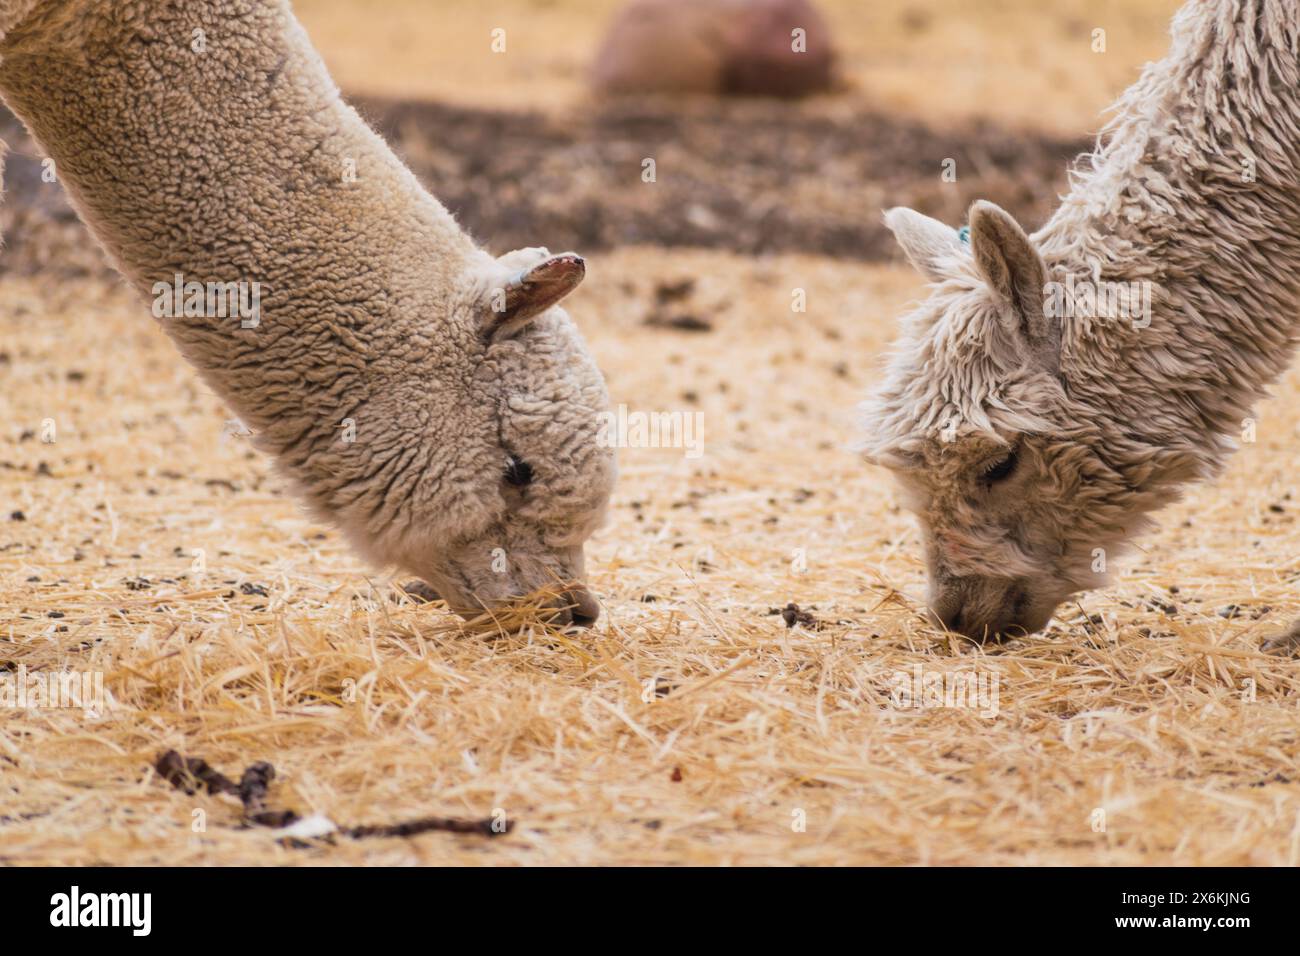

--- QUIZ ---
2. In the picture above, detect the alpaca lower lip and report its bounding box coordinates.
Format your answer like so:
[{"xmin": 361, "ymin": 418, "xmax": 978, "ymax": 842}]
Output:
[
  {"xmin": 401, "ymin": 580, "xmax": 442, "ymax": 604},
  {"xmin": 540, "ymin": 587, "xmax": 601, "ymax": 628},
  {"xmin": 929, "ymin": 594, "xmax": 1054, "ymax": 641},
  {"xmin": 953, "ymin": 620, "xmax": 1039, "ymax": 642},
  {"xmin": 429, "ymin": 584, "xmax": 601, "ymax": 628}
]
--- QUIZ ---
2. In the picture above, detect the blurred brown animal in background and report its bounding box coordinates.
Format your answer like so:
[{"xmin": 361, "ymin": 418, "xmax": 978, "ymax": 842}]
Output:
[{"xmin": 593, "ymin": 0, "xmax": 837, "ymax": 98}]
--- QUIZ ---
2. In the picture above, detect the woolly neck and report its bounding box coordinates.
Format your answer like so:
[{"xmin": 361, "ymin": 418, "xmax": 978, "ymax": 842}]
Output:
[
  {"xmin": 1033, "ymin": 0, "xmax": 1300, "ymax": 487},
  {"xmin": 0, "ymin": 0, "xmax": 480, "ymax": 437}
]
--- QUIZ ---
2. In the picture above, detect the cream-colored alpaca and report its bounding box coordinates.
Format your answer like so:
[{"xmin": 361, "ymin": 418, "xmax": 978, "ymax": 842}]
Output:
[
  {"xmin": 0, "ymin": 0, "xmax": 616, "ymax": 625},
  {"xmin": 862, "ymin": 0, "xmax": 1300, "ymax": 642}
]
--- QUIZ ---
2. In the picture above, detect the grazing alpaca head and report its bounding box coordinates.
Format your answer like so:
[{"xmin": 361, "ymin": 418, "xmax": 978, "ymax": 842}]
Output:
[
  {"xmin": 0, "ymin": 1, "xmax": 621, "ymax": 628},
  {"xmin": 861, "ymin": 202, "xmax": 1165, "ymax": 641},
  {"xmin": 347, "ymin": 249, "xmax": 617, "ymax": 626},
  {"xmin": 861, "ymin": 2, "xmax": 1300, "ymax": 644}
]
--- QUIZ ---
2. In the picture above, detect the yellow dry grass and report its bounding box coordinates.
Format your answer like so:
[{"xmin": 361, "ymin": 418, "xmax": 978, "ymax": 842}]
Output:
[
  {"xmin": 4, "ymin": 0, "xmax": 1299, "ymax": 868},
  {"xmin": 3, "ymin": 247, "xmax": 1300, "ymax": 866},
  {"xmin": 296, "ymin": 0, "xmax": 1184, "ymax": 136}
]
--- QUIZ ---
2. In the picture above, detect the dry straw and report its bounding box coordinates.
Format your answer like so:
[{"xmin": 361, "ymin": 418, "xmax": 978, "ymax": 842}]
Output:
[{"xmin": 3, "ymin": 247, "xmax": 1300, "ymax": 865}]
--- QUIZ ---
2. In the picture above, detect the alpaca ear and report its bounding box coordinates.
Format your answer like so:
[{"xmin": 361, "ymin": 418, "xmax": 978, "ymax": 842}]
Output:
[
  {"xmin": 883, "ymin": 207, "xmax": 964, "ymax": 282},
  {"xmin": 485, "ymin": 252, "xmax": 586, "ymax": 338},
  {"xmin": 967, "ymin": 200, "xmax": 1057, "ymax": 367}
]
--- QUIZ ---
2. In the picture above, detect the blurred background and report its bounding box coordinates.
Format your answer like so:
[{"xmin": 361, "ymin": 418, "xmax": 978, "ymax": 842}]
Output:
[
  {"xmin": 0, "ymin": 0, "xmax": 1182, "ymax": 280},
  {"xmin": 296, "ymin": 0, "xmax": 1178, "ymax": 131}
]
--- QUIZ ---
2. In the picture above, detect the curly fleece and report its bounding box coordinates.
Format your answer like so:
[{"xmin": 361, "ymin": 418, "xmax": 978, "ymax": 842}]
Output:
[
  {"xmin": 0, "ymin": 0, "xmax": 617, "ymax": 618},
  {"xmin": 862, "ymin": 0, "xmax": 1300, "ymax": 638}
]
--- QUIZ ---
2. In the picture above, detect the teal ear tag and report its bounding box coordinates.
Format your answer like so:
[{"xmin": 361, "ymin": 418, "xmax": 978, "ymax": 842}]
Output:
[{"xmin": 957, "ymin": 225, "xmax": 971, "ymax": 245}]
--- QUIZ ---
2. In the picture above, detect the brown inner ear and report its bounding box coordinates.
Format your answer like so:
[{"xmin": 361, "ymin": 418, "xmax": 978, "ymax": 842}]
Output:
[
  {"xmin": 968, "ymin": 203, "xmax": 1057, "ymax": 371},
  {"xmin": 490, "ymin": 254, "xmax": 586, "ymax": 335},
  {"xmin": 971, "ymin": 211, "xmax": 1043, "ymax": 313}
]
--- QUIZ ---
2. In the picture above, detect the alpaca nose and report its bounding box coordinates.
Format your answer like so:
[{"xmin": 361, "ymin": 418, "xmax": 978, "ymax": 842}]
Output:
[
  {"xmin": 935, "ymin": 606, "xmax": 1001, "ymax": 641},
  {"xmin": 929, "ymin": 584, "xmax": 1027, "ymax": 642},
  {"xmin": 931, "ymin": 604, "xmax": 980, "ymax": 640},
  {"xmin": 564, "ymin": 587, "xmax": 601, "ymax": 628},
  {"xmin": 548, "ymin": 587, "xmax": 600, "ymax": 628}
]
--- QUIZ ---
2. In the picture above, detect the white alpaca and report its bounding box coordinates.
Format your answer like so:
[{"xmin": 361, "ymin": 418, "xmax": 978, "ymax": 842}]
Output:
[
  {"xmin": 0, "ymin": 0, "xmax": 616, "ymax": 625},
  {"xmin": 862, "ymin": 0, "xmax": 1300, "ymax": 642}
]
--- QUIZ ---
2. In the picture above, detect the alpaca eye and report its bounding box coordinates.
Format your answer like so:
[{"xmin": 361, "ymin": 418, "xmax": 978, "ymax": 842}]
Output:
[
  {"xmin": 504, "ymin": 457, "xmax": 534, "ymax": 487},
  {"xmin": 982, "ymin": 450, "xmax": 1018, "ymax": 485}
]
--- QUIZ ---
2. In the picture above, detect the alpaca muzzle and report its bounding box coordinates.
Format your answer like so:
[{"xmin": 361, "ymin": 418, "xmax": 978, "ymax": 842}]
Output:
[
  {"xmin": 542, "ymin": 586, "xmax": 601, "ymax": 629},
  {"xmin": 928, "ymin": 577, "xmax": 1053, "ymax": 642},
  {"xmin": 421, "ymin": 577, "xmax": 601, "ymax": 630}
]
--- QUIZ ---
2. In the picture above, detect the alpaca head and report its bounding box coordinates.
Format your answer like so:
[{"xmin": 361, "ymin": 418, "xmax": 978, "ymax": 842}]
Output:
[
  {"xmin": 861, "ymin": 201, "xmax": 1156, "ymax": 641},
  {"xmin": 376, "ymin": 248, "xmax": 617, "ymax": 627}
]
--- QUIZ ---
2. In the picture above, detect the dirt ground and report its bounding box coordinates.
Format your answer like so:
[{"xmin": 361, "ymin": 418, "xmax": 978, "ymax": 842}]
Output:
[{"xmin": 5, "ymin": 0, "xmax": 1300, "ymax": 866}]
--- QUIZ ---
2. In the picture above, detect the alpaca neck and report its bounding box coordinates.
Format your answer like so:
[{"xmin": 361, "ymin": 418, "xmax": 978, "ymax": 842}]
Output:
[
  {"xmin": 1038, "ymin": 0, "xmax": 1300, "ymax": 488},
  {"xmin": 0, "ymin": 0, "xmax": 480, "ymax": 439}
]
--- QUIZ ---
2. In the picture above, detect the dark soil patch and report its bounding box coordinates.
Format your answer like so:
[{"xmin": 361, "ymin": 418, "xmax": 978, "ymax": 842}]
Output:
[
  {"xmin": 357, "ymin": 95, "xmax": 1085, "ymax": 261},
  {"xmin": 0, "ymin": 97, "xmax": 1085, "ymax": 278}
]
